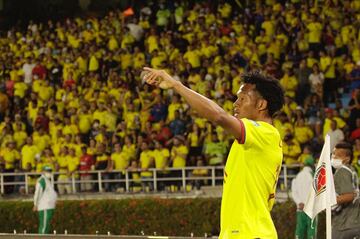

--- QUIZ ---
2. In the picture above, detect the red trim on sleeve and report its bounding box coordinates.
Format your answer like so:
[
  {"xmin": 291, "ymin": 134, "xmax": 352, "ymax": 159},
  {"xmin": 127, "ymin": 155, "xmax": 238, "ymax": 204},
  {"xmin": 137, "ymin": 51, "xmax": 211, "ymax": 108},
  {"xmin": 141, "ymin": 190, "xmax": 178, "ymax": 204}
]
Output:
[{"xmin": 236, "ymin": 119, "xmax": 246, "ymax": 144}]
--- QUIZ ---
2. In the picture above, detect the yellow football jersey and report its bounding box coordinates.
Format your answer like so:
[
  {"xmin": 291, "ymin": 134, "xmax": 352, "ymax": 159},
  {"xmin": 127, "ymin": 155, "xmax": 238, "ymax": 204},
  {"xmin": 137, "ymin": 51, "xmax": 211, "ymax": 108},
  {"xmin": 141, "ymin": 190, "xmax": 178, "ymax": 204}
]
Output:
[{"xmin": 220, "ymin": 118, "xmax": 283, "ymax": 239}]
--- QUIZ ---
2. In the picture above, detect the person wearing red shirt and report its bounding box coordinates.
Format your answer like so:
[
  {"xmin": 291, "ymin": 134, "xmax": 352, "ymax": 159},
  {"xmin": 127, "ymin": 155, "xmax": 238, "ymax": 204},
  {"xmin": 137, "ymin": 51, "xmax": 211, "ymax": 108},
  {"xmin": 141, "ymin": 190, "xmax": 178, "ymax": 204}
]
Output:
[
  {"xmin": 63, "ymin": 71, "xmax": 76, "ymax": 89},
  {"xmin": 34, "ymin": 107, "xmax": 50, "ymax": 132},
  {"xmin": 32, "ymin": 59, "xmax": 47, "ymax": 80},
  {"xmin": 350, "ymin": 118, "xmax": 360, "ymax": 140},
  {"xmin": 79, "ymin": 146, "xmax": 94, "ymax": 192},
  {"xmin": 155, "ymin": 120, "xmax": 172, "ymax": 144}
]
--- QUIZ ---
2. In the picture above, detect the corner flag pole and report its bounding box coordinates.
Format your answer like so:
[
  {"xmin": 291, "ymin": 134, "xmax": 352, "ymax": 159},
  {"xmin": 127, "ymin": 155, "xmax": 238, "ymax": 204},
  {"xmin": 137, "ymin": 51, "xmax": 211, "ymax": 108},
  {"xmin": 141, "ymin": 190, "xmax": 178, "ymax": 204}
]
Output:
[{"xmin": 324, "ymin": 135, "xmax": 332, "ymax": 239}]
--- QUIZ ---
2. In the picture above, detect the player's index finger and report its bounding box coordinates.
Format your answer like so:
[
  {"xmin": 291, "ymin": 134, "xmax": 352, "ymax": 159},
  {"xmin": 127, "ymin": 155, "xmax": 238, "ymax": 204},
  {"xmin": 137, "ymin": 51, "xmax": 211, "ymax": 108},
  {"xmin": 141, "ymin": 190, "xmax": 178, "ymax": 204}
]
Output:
[{"xmin": 143, "ymin": 67, "xmax": 153, "ymax": 71}]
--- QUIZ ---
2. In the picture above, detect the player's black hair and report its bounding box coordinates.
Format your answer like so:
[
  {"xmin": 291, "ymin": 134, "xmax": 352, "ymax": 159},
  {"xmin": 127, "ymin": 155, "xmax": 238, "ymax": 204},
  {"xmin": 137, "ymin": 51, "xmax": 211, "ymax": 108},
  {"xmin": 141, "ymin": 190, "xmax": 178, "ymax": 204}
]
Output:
[
  {"xmin": 242, "ymin": 71, "xmax": 285, "ymax": 117},
  {"xmin": 335, "ymin": 141, "xmax": 353, "ymax": 164}
]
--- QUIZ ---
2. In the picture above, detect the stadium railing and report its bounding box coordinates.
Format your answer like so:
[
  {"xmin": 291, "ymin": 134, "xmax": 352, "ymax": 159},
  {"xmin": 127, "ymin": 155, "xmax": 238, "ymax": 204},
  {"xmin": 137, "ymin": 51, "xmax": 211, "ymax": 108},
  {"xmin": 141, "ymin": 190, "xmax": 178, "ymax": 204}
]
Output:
[{"xmin": 0, "ymin": 164, "xmax": 304, "ymax": 195}]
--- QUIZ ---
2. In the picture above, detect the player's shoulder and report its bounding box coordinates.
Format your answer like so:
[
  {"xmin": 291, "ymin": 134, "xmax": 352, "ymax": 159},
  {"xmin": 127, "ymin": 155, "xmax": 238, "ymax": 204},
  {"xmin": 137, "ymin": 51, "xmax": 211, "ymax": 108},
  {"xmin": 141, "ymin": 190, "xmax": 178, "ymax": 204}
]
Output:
[
  {"xmin": 242, "ymin": 118, "xmax": 278, "ymax": 133},
  {"xmin": 243, "ymin": 118, "xmax": 260, "ymax": 127}
]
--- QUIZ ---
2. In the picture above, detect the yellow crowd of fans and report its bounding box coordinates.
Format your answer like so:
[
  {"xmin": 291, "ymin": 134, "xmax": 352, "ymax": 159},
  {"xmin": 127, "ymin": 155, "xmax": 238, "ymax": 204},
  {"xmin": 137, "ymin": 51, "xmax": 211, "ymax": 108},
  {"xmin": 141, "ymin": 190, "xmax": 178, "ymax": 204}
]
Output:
[{"xmin": 0, "ymin": 0, "xmax": 360, "ymax": 193}]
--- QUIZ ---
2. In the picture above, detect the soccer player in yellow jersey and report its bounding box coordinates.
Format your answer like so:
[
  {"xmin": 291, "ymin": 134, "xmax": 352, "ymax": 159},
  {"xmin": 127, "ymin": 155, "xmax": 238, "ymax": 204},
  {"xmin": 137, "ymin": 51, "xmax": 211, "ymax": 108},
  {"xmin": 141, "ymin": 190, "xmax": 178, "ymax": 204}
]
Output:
[{"xmin": 143, "ymin": 67, "xmax": 285, "ymax": 239}]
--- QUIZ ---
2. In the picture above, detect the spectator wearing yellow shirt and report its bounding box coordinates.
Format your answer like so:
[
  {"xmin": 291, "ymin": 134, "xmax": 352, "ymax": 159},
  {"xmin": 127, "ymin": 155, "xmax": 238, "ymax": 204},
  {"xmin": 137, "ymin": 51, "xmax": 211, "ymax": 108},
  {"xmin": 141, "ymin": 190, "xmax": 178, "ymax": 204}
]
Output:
[
  {"xmin": 38, "ymin": 80, "xmax": 54, "ymax": 103},
  {"xmin": 128, "ymin": 159, "xmax": 141, "ymax": 191},
  {"xmin": 294, "ymin": 117, "xmax": 314, "ymax": 146},
  {"xmin": 169, "ymin": 136, "xmax": 189, "ymax": 191},
  {"xmin": 121, "ymin": 135, "xmax": 136, "ymax": 162},
  {"xmin": 0, "ymin": 115, "xmax": 11, "ymax": 133},
  {"xmin": 37, "ymin": 148, "xmax": 56, "ymax": 173},
  {"xmin": 188, "ymin": 70, "xmax": 202, "ymax": 91},
  {"xmin": 1, "ymin": 140, "xmax": 20, "ymax": 193},
  {"xmin": 87, "ymin": 138, "xmax": 97, "ymax": 156},
  {"xmin": 119, "ymin": 47, "xmax": 133, "ymax": 71},
  {"xmin": 167, "ymin": 95, "xmax": 183, "ymax": 123},
  {"xmin": 73, "ymin": 134, "xmax": 86, "ymax": 157},
  {"xmin": 274, "ymin": 111, "xmax": 294, "ymax": 140},
  {"xmin": 282, "ymin": 133, "xmax": 301, "ymax": 176},
  {"xmin": 56, "ymin": 146, "xmax": 71, "ymax": 194},
  {"xmin": 261, "ymin": 14, "xmax": 275, "ymax": 37},
  {"xmin": 110, "ymin": 143, "xmax": 128, "ymax": 192},
  {"xmin": 187, "ymin": 124, "xmax": 205, "ymax": 166},
  {"xmin": 33, "ymin": 127, "xmax": 51, "ymax": 152},
  {"xmin": 12, "ymin": 114, "xmax": 26, "ymax": 132},
  {"xmin": 14, "ymin": 76, "xmax": 28, "ymax": 100},
  {"xmin": 145, "ymin": 28, "xmax": 159, "ymax": 53},
  {"xmin": 183, "ymin": 45, "xmax": 201, "ymax": 69},
  {"xmin": 13, "ymin": 122, "xmax": 27, "ymax": 149},
  {"xmin": 0, "ymin": 123, "xmax": 14, "ymax": 148},
  {"xmin": 322, "ymin": 108, "xmax": 346, "ymax": 138},
  {"xmin": 133, "ymin": 46, "xmax": 146, "ymax": 69},
  {"xmin": 95, "ymin": 143, "xmax": 112, "ymax": 192},
  {"xmin": 108, "ymin": 34, "xmax": 118, "ymax": 51},
  {"xmin": 305, "ymin": 50, "xmax": 319, "ymax": 69},
  {"xmin": 280, "ymin": 68, "xmax": 298, "ymax": 98},
  {"xmin": 67, "ymin": 148, "xmax": 80, "ymax": 190},
  {"xmin": 62, "ymin": 117, "xmax": 79, "ymax": 136},
  {"xmin": 282, "ymin": 95, "xmax": 297, "ymax": 118},
  {"xmin": 77, "ymin": 105, "xmax": 92, "ymax": 138},
  {"xmin": 21, "ymin": 137, "xmax": 40, "ymax": 172},
  {"xmin": 153, "ymin": 141, "xmax": 170, "ymax": 191},
  {"xmin": 88, "ymin": 53, "xmax": 99, "ymax": 73},
  {"xmin": 123, "ymin": 103, "xmax": 140, "ymax": 131},
  {"xmin": 95, "ymin": 125, "xmax": 109, "ymax": 145},
  {"xmin": 139, "ymin": 142, "xmax": 154, "ymax": 191},
  {"xmin": 217, "ymin": 1, "xmax": 232, "ymax": 19},
  {"xmin": 297, "ymin": 145, "xmax": 315, "ymax": 166},
  {"xmin": 150, "ymin": 49, "xmax": 165, "ymax": 69},
  {"xmin": 191, "ymin": 159, "xmax": 209, "ymax": 190},
  {"xmin": 306, "ymin": 14, "xmax": 323, "ymax": 56}
]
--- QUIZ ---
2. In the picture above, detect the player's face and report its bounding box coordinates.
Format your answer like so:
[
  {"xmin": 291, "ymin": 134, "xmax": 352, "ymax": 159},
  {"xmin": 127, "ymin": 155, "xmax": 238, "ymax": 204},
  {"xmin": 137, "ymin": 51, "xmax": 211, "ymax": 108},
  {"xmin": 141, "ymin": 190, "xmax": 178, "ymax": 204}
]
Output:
[{"xmin": 233, "ymin": 83, "xmax": 261, "ymax": 120}]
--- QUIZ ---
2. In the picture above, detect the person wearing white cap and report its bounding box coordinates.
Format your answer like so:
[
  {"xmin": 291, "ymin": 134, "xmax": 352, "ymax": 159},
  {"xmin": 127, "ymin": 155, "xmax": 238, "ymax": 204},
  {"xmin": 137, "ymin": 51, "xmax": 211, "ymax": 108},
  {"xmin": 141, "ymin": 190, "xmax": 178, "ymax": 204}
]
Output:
[{"xmin": 33, "ymin": 165, "xmax": 57, "ymax": 234}]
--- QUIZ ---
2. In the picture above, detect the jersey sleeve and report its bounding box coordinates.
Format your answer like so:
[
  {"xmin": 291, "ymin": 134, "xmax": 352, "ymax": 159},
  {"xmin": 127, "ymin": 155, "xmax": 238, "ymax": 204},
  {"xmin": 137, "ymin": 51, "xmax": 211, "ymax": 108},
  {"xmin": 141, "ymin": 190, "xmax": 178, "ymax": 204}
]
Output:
[
  {"xmin": 235, "ymin": 119, "xmax": 246, "ymax": 144},
  {"xmin": 236, "ymin": 118, "xmax": 257, "ymax": 146}
]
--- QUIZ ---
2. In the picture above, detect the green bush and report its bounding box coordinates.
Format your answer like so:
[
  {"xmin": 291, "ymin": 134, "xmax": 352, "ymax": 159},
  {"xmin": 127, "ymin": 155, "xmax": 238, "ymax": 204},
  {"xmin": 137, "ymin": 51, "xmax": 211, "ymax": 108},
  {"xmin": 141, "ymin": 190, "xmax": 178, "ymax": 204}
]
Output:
[{"xmin": 0, "ymin": 199, "xmax": 325, "ymax": 238}]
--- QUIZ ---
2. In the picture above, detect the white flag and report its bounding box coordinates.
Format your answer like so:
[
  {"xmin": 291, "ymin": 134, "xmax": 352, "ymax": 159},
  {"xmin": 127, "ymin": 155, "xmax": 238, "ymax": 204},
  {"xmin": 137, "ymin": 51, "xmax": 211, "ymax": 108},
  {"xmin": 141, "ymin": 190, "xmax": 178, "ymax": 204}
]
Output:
[{"xmin": 304, "ymin": 135, "xmax": 337, "ymax": 219}]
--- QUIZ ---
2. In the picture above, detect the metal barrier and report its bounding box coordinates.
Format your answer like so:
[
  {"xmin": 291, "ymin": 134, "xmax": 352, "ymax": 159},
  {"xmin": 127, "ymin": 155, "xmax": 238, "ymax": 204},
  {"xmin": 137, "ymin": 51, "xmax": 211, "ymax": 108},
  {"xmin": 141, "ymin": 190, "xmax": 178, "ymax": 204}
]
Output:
[{"xmin": 0, "ymin": 164, "xmax": 303, "ymax": 195}]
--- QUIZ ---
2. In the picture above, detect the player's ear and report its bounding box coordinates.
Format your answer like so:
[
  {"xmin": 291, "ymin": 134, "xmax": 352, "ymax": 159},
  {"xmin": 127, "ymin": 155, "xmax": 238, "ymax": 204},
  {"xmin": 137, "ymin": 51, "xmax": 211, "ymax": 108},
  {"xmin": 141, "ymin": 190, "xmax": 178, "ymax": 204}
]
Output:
[{"xmin": 257, "ymin": 98, "xmax": 268, "ymax": 112}]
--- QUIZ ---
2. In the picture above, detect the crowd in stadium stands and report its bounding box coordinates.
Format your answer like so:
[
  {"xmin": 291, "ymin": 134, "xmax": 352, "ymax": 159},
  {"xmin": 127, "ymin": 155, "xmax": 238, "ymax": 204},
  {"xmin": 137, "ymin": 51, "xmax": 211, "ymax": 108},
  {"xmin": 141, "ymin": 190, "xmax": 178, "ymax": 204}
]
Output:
[{"xmin": 0, "ymin": 0, "xmax": 360, "ymax": 194}]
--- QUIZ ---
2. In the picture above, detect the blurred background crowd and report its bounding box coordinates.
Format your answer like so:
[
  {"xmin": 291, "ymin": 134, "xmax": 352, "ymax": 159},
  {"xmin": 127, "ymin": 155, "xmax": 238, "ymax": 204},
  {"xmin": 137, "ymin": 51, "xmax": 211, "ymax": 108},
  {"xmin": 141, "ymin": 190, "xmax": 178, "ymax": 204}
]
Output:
[{"xmin": 0, "ymin": 0, "xmax": 360, "ymax": 194}]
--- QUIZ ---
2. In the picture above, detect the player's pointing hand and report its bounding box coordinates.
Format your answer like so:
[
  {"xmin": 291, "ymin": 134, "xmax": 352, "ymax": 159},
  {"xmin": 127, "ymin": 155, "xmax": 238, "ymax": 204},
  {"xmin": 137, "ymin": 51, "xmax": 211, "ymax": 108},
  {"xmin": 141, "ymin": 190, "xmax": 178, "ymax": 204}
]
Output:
[{"xmin": 141, "ymin": 67, "xmax": 179, "ymax": 90}]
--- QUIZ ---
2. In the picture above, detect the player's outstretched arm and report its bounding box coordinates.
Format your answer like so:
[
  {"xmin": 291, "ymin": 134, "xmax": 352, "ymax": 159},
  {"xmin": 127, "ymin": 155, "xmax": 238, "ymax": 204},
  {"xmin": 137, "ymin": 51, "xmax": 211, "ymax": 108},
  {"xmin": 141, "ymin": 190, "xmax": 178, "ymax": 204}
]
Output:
[{"xmin": 143, "ymin": 67, "xmax": 243, "ymax": 140}]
